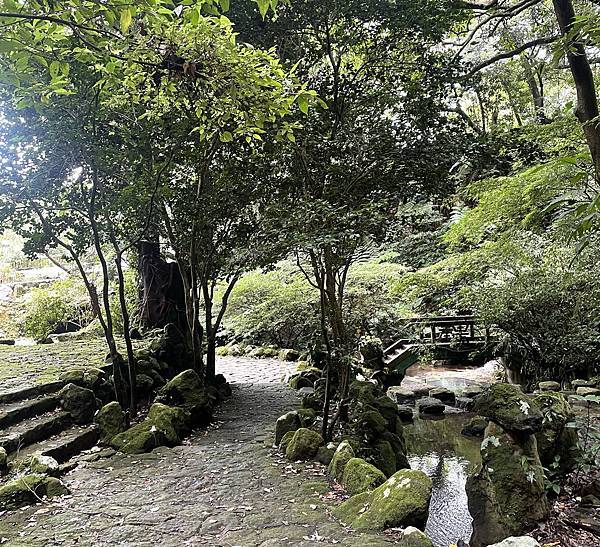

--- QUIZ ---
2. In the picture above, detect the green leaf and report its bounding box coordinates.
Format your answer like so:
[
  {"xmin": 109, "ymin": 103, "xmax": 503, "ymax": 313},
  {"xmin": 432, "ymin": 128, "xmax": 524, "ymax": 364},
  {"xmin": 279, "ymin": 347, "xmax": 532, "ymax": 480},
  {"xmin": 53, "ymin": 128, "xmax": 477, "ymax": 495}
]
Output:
[
  {"xmin": 256, "ymin": 0, "xmax": 269, "ymax": 19},
  {"xmin": 220, "ymin": 131, "xmax": 233, "ymax": 142},
  {"xmin": 120, "ymin": 8, "xmax": 133, "ymax": 33},
  {"xmin": 297, "ymin": 94, "xmax": 309, "ymax": 114},
  {"xmin": 220, "ymin": 0, "xmax": 230, "ymax": 11}
]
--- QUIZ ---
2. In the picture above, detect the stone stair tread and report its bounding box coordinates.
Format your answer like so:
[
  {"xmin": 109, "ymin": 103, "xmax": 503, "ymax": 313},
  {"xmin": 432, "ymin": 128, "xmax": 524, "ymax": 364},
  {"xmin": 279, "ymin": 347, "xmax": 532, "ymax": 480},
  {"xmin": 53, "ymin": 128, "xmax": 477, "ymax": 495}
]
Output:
[
  {"xmin": 0, "ymin": 381, "xmax": 65, "ymax": 405},
  {"xmin": 0, "ymin": 410, "xmax": 71, "ymax": 456},
  {"xmin": 0, "ymin": 395, "xmax": 59, "ymax": 429},
  {"xmin": 12, "ymin": 423, "xmax": 100, "ymax": 464}
]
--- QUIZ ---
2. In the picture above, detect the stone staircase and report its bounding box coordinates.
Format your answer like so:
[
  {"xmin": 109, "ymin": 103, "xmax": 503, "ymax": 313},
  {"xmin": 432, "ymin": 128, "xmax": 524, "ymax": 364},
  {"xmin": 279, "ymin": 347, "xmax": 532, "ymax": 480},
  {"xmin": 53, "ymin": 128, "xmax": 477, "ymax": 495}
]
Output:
[{"xmin": 0, "ymin": 382, "xmax": 99, "ymax": 473}]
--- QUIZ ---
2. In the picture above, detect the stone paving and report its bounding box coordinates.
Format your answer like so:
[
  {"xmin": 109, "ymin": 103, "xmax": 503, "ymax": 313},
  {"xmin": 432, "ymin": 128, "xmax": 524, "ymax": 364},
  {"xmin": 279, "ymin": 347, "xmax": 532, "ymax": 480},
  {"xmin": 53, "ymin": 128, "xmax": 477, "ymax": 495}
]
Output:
[{"xmin": 0, "ymin": 357, "xmax": 393, "ymax": 546}]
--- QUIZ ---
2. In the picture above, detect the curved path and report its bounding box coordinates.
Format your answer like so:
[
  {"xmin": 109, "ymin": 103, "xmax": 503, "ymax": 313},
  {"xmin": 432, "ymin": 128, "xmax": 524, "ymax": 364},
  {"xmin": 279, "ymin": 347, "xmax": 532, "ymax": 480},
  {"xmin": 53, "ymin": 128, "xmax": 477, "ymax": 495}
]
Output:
[{"xmin": 0, "ymin": 357, "xmax": 392, "ymax": 546}]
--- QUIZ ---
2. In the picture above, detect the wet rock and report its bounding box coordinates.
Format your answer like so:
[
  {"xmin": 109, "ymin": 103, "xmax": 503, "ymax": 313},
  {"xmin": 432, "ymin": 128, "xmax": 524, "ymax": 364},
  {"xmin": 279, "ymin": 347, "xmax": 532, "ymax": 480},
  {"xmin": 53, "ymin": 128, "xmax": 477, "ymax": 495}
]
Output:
[
  {"xmin": 488, "ymin": 538, "xmax": 541, "ymax": 547},
  {"xmin": 315, "ymin": 442, "xmax": 337, "ymax": 466},
  {"xmin": 398, "ymin": 526, "xmax": 434, "ymax": 547},
  {"xmin": 157, "ymin": 369, "xmax": 217, "ymax": 426},
  {"xmin": 461, "ymin": 384, "xmax": 485, "ymax": 399},
  {"xmin": 342, "ymin": 457, "xmax": 386, "ymax": 495},
  {"xmin": 95, "ymin": 401, "xmax": 126, "ymax": 444},
  {"xmin": 576, "ymin": 386, "xmax": 600, "ymax": 397},
  {"xmin": 473, "ymin": 383, "xmax": 542, "ymax": 434},
  {"xmin": 538, "ymin": 381, "xmax": 561, "ymax": 392},
  {"xmin": 461, "ymin": 416, "xmax": 488, "ymax": 438},
  {"xmin": 533, "ymin": 392, "xmax": 580, "ymax": 474},
  {"xmin": 111, "ymin": 403, "xmax": 190, "ymax": 454},
  {"xmin": 397, "ymin": 405, "xmax": 414, "ymax": 421},
  {"xmin": 416, "ymin": 397, "xmax": 445, "ymax": 415},
  {"xmin": 285, "ymin": 428, "xmax": 323, "ymax": 461},
  {"xmin": 333, "ymin": 469, "xmax": 432, "ymax": 531},
  {"xmin": 429, "ymin": 387, "xmax": 455, "ymax": 405},
  {"xmin": 467, "ymin": 422, "xmax": 549, "ymax": 545},
  {"xmin": 0, "ymin": 474, "xmax": 69, "ymax": 510},
  {"xmin": 328, "ymin": 440, "xmax": 355, "ymax": 481},
  {"xmin": 372, "ymin": 439, "xmax": 396, "ymax": 477},
  {"xmin": 388, "ymin": 386, "xmax": 416, "ymax": 405},
  {"xmin": 59, "ymin": 383, "xmax": 97, "ymax": 424},
  {"xmin": 275, "ymin": 411, "xmax": 301, "ymax": 446},
  {"xmin": 455, "ymin": 396, "xmax": 474, "ymax": 411}
]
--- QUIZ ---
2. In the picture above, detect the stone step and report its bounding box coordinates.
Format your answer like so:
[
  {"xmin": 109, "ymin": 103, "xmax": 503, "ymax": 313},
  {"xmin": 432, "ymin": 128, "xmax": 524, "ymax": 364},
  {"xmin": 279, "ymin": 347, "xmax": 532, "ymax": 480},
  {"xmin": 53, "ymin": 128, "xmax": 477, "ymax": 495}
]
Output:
[
  {"xmin": 0, "ymin": 395, "xmax": 59, "ymax": 430},
  {"xmin": 0, "ymin": 410, "xmax": 71, "ymax": 456},
  {"xmin": 13, "ymin": 424, "xmax": 100, "ymax": 464},
  {"xmin": 0, "ymin": 381, "xmax": 65, "ymax": 405}
]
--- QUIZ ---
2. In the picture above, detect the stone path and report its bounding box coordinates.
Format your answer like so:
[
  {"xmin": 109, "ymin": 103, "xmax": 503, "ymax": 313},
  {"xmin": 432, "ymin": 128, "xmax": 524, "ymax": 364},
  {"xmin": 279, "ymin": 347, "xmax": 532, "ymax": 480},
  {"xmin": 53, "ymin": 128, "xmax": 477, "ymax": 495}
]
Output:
[{"xmin": 0, "ymin": 357, "xmax": 393, "ymax": 546}]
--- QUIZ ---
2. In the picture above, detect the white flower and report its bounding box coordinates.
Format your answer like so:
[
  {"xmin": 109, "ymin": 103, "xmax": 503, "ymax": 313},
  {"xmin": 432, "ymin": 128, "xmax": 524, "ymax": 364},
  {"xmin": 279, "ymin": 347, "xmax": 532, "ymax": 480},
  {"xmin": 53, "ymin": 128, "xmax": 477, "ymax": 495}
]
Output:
[
  {"xmin": 150, "ymin": 425, "xmax": 157, "ymax": 433},
  {"xmin": 481, "ymin": 435, "xmax": 501, "ymax": 450},
  {"xmin": 519, "ymin": 401, "xmax": 530, "ymax": 415}
]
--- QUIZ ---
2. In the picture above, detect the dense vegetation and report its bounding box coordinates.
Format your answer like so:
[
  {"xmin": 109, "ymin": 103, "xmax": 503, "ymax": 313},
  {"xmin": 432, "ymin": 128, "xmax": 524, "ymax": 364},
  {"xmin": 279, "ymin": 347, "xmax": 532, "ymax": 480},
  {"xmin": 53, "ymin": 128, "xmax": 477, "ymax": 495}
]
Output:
[{"xmin": 1, "ymin": 0, "xmax": 600, "ymax": 410}]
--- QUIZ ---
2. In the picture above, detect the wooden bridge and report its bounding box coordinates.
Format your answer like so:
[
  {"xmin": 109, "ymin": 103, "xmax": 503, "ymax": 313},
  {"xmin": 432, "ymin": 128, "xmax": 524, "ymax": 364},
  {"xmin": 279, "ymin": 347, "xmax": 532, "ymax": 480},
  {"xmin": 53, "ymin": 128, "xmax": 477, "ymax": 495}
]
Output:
[{"xmin": 383, "ymin": 315, "xmax": 494, "ymax": 375}]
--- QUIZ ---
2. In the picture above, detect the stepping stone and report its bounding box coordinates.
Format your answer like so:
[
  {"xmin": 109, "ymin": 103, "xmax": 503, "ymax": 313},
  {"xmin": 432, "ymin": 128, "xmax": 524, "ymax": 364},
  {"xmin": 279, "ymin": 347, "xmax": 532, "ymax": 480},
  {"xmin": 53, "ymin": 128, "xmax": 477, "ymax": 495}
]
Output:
[
  {"xmin": 572, "ymin": 379, "xmax": 596, "ymax": 388},
  {"xmin": 576, "ymin": 387, "xmax": 600, "ymax": 397},
  {"xmin": 397, "ymin": 405, "xmax": 414, "ymax": 421},
  {"xmin": 462, "ymin": 384, "xmax": 485, "ymax": 398},
  {"xmin": 455, "ymin": 396, "xmax": 474, "ymax": 411},
  {"xmin": 429, "ymin": 387, "xmax": 455, "ymax": 405},
  {"xmin": 387, "ymin": 387, "xmax": 415, "ymax": 405},
  {"xmin": 538, "ymin": 381, "xmax": 560, "ymax": 392},
  {"xmin": 416, "ymin": 397, "xmax": 445, "ymax": 415}
]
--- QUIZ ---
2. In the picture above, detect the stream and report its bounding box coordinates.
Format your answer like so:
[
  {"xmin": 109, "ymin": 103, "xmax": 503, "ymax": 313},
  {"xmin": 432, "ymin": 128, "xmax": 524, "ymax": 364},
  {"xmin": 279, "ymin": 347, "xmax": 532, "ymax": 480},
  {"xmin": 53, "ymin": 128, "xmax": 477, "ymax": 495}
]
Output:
[{"xmin": 401, "ymin": 361, "xmax": 499, "ymax": 547}]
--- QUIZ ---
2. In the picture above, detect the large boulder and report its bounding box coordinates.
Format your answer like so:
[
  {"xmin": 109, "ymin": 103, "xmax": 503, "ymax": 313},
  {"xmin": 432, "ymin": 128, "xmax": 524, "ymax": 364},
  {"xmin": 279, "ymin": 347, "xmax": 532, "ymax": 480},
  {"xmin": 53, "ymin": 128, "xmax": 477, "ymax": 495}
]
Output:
[
  {"xmin": 342, "ymin": 458, "xmax": 386, "ymax": 495},
  {"xmin": 467, "ymin": 422, "xmax": 550, "ymax": 546},
  {"xmin": 333, "ymin": 469, "xmax": 432, "ymax": 531},
  {"xmin": 111, "ymin": 403, "xmax": 190, "ymax": 454},
  {"xmin": 473, "ymin": 383, "xmax": 542, "ymax": 434},
  {"xmin": 59, "ymin": 383, "xmax": 97, "ymax": 424},
  {"xmin": 279, "ymin": 349, "xmax": 300, "ymax": 361},
  {"xmin": 157, "ymin": 369, "xmax": 217, "ymax": 426},
  {"xmin": 328, "ymin": 440, "xmax": 355, "ymax": 481},
  {"xmin": 533, "ymin": 392, "xmax": 580, "ymax": 474},
  {"xmin": 95, "ymin": 401, "xmax": 127, "ymax": 443},
  {"xmin": 285, "ymin": 428, "xmax": 323, "ymax": 461},
  {"xmin": 275, "ymin": 411, "xmax": 302, "ymax": 446},
  {"xmin": 0, "ymin": 474, "xmax": 69, "ymax": 510}
]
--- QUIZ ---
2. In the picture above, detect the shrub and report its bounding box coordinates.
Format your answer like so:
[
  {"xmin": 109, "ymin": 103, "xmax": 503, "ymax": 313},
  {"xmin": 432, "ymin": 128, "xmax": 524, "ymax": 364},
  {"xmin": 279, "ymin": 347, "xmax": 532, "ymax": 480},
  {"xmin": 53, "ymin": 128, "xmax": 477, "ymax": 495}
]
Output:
[{"xmin": 22, "ymin": 278, "xmax": 93, "ymax": 340}]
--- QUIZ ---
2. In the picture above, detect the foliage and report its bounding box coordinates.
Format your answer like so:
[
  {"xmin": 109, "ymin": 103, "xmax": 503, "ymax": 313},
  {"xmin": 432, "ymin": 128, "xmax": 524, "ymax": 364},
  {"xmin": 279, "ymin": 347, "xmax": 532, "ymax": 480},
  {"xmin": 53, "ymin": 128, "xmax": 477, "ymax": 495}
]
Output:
[{"xmin": 22, "ymin": 277, "xmax": 92, "ymax": 340}]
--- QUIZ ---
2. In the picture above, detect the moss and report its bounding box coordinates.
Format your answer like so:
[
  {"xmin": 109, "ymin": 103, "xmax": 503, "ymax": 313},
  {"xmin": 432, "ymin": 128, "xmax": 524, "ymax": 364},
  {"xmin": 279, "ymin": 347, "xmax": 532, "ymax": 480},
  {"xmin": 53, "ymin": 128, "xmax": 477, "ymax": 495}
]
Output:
[
  {"xmin": 279, "ymin": 430, "xmax": 296, "ymax": 452},
  {"xmin": 296, "ymin": 407, "xmax": 317, "ymax": 426},
  {"xmin": 0, "ymin": 474, "xmax": 69, "ymax": 510},
  {"xmin": 59, "ymin": 383, "xmax": 97, "ymax": 424},
  {"xmin": 95, "ymin": 401, "xmax": 126, "ymax": 443},
  {"xmin": 275, "ymin": 411, "xmax": 301, "ymax": 445},
  {"xmin": 372, "ymin": 439, "xmax": 397, "ymax": 477},
  {"xmin": 285, "ymin": 428, "xmax": 323, "ymax": 460},
  {"xmin": 357, "ymin": 410, "xmax": 387, "ymax": 436},
  {"xmin": 289, "ymin": 375, "xmax": 313, "ymax": 390},
  {"xmin": 327, "ymin": 440, "xmax": 355, "ymax": 481},
  {"xmin": 215, "ymin": 346, "xmax": 229, "ymax": 356},
  {"xmin": 399, "ymin": 527, "xmax": 434, "ymax": 547},
  {"xmin": 334, "ymin": 469, "xmax": 432, "ymax": 531},
  {"xmin": 342, "ymin": 458, "xmax": 386, "ymax": 495},
  {"xmin": 29, "ymin": 455, "xmax": 59, "ymax": 475},
  {"xmin": 474, "ymin": 383, "xmax": 542, "ymax": 433},
  {"xmin": 348, "ymin": 381, "xmax": 379, "ymax": 406},
  {"xmin": 279, "ymin": 349, "xmax": 300, "ymax": 361},
  {"xmin": 373, "ymin": 396, "xmax": 400, "ymax": 427}
]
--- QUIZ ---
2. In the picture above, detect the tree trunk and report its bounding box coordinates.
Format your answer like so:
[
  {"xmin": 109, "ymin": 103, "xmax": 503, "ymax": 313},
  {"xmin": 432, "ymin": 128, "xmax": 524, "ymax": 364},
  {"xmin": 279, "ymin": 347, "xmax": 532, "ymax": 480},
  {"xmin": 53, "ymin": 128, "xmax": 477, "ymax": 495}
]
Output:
[
  {"xmin": 522, "ymin": 57, "xmax": 548, "ymax": 123},
  {"xmin": 552, "ymin": 0, "xmax": 600, "ymax": 181}
]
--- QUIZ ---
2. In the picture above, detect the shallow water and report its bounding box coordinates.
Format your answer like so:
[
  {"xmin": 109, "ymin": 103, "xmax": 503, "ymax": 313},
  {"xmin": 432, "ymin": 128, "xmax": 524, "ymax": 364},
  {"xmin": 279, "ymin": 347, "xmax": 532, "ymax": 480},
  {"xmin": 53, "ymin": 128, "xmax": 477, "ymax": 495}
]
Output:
[
  {"xmin": 404, "ymin": 413, "xmax": 481, "ymax": 547},
  {"xmin": 401, "ymin": 361, "xmax": 493, "ymax": 547}
]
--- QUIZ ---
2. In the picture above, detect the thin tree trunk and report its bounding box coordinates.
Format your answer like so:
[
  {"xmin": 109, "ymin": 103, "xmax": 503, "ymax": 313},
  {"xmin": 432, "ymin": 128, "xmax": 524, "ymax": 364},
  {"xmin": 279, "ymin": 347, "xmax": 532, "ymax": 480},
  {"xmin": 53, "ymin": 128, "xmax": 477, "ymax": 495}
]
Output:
[{"xmin": 552, "ymin": 0, "xmax": 600, "ymax": 181}]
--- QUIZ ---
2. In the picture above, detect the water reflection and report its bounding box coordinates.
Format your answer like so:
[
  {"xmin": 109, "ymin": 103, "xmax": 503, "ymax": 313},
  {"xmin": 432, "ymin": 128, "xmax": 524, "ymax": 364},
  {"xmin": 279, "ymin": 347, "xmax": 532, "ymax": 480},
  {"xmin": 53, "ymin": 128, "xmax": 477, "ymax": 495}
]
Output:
[{"xmin": 404, "ymin": 413, "xmax": 481, "ymax": 547}]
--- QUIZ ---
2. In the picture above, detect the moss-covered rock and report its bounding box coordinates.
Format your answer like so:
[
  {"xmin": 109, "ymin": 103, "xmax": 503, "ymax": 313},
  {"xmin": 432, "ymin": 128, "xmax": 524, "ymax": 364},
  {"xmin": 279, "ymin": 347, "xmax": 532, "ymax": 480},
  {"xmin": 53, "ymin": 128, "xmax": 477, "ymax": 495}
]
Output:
[
  {"xmin": 157, "ymin": 369, "xmax": 217, "ymax": 426},
  {"xmin": 342, "ymin": 458, "xmax": 386, "ymax": 495},
  {"xmin": 95, "ymin": 401, "xmax": 126, "ymax": 444},
  {"xmin": 136, "ymin": 374, "xmax": 155, "ymax": 395},
  {"xmin": 215, "ymin": 346, "xmax": 229, "ymax": 356},
  {"xmin": 301, "ymin": 392, "xmax": 323, "ymax": 411},
  {"xmin": 285, "ymin": 428, "xmax": 323, "ymax": 461},
  {"xmin": 372, "ymin": 396, "xmax": 399, "ymax": 427},
  {"xmin": 279, "ymin": 349, "xmax": 300, "ymax": 361},
  {"xmin": 30, "ymin": 455, "xmax": 59, "ymax": 476},
  {"xmin": 0, "ymin": 474, "xmax": 69, "ymax": 510},
  {"xmin": 538, "ymin": 381, "xmax": 561, "ymax": 392},
  {"xmin": 296, "ymin": 407, "xmax": 317, "ymax": 427},
  {"xmin": 59, "ymin": 383, "xmax": 97, "ymax": 424},
  {"xmin": 349, "ymin": 381, "xmax": 379, "ymax": 406},
  {"xmin": 327, "ymin": 440, "xmax": 355, "ymax": 481},
  {"xmin": 316, "ymin": 442, "xmax": 337, "ymax": 466},
  {"xmin": 334, "ymin": 469, "xmax": 432, "ymax": 531},
  {"xmin": 372, "ymin": 439, "xmax": 396, "ymax": 477},
  {"xmin": 473, "ymin": 383, "xmax": 542, "ymax": 434},
  {"xmin": 467, "ymin": 422, "xmax": 550, "ymax": 546},
  {"xmin": 399, "ymin": 527, "xmax": 434, "ymax": 547},
  {"xmin": 533, "ymin": 391, "xmax": 580, "ymax": 473},
  {"xmin": 289, "ymin": 375, "xmax": 313, "ymax": 390},
  {"xmin": 275, "ymin": 411, "xmax": 302, "ymax": 446},
  {"xmin": 111, "ymin": 403, "xmax": 190, "ymax": 454},
  {"xmin": 461, "ymin": 416, "xmax": 488, "ymax": 438},
  {"xmin": 381, "ymin": 431, "xmax": 409, "ymax": 471},
  {"xmin": 279, "ymin": 430, "xmax": 295, "ymax": 453}
]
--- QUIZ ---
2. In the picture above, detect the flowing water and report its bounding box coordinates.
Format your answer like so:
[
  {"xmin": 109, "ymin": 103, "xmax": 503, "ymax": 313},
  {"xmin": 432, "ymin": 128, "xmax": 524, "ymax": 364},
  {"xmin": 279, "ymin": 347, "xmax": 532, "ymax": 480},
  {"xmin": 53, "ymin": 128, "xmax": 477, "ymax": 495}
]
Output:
[{"xmin": 401, "ymin": 361, "xmax": 499, "ymax": 547}]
